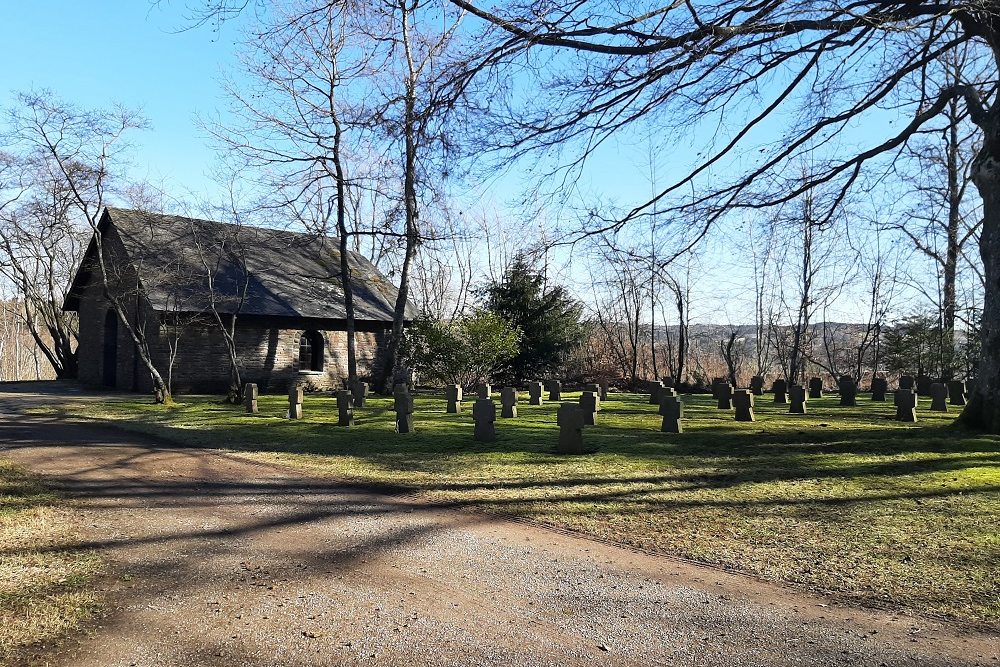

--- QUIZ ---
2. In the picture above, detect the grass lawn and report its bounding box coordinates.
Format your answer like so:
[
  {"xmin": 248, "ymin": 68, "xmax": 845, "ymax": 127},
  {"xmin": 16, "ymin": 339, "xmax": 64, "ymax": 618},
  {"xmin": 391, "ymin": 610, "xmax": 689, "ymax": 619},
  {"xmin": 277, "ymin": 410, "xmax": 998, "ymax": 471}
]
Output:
[
  {"xmin": 0, "ymin": 458, "xmax": 101, "ymax": 665},
  {"xmin": 35, "ymin": 390, "xmax": 1000, "ymax": 627}
]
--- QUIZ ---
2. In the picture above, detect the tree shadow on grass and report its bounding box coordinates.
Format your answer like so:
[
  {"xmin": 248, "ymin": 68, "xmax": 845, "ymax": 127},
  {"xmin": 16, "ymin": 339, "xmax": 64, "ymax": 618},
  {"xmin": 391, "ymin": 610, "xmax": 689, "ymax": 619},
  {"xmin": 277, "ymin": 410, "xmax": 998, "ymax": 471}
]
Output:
[{"xmin": 4, "ymin": 409, "xmax": 997, "ymax": 516}]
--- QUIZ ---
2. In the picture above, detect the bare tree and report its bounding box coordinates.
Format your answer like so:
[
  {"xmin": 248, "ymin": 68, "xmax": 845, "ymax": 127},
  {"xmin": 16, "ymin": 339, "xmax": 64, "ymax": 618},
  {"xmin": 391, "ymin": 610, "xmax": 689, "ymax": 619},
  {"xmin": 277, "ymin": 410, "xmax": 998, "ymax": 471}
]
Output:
[
  {"xmin": 587, "ymin": 240, "xmax": 645, "ymax": 387},
  {"xmin": 445, "ymin": 0, "xmax": 1000, "ymax": 430},
  {"xmin": 891, "ymin": 37, "xmax": 986, "ymax": 380},
  {"xmin": 4, "ymin": 91, "xmax": 173, "ymax": 401},
  {"xmin": 0, "ymin": 151, "xmax": 83, "ymax": 379}
]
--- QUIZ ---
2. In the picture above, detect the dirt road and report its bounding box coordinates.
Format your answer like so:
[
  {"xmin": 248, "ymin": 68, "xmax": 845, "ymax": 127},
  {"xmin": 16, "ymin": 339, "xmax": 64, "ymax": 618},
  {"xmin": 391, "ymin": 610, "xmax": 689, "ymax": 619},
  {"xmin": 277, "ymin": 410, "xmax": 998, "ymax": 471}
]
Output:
[{"xmin": 1, "ymin": 387, "xmax": 996, "ymax": 666}]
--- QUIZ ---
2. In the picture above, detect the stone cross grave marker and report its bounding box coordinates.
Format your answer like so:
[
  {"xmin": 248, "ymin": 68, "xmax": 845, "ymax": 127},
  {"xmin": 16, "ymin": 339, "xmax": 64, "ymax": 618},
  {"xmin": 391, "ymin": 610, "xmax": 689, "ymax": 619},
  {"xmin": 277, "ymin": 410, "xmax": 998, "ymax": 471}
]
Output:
[
  {"xmin": 599, "ymin": 380, "xmax": 609, "ymax": 401},
  {"xmin": 929, "ymin": 383, "xmax": 949, "ymax": 412},
  {"xmin": 528, "ymin": 381, "xmax": 544, "ymax": 405},
  {"xmin": 393, "ymin": 384, "xmax": 414, "ymax": 433},
  {"xmin": 717, "ymin": 383, "xmax": 734, "ymax": 410},
  {"xmin": 556, "ymin": 403, "xmax": 585, "ymax": 454},
  {"xmin": 916, "ymin": 375, "xmax": 932, "ymax": 396},
  {"xmin": 648, "ymin": 380, "xmax": 665, "ymax": 405},
  {"xmin": 579, "ymin": 391, "xmax": 600, "ymax": 425},
  {"xmin": 473, "ymin": 398, "xmax": 496, "ymax": 442},
  {"xmin": 789, "ymin": 384, "xmax": 807, "ymax": 414},
  {"xmin": 772, "ymin": 379, "xmax": 788, "ymax": 404},
  {"xmin": 477, "ymin": 383, "xmax": 492, "ymax": 400},
  {"xmin": 808, "ymin": 377, "xmax": 823, "ymax": 399},
  {"xmin": 500, "ymin": 387, "xmax": 518, "ymax": 418},
  {"xmin": 733, "ymin": 389, "xmax": 755, "ymax": 422},
  {"xmin": 871, "ymin": 377, "xmax": 888, "ymax": 401},
  {"xmin": 547, "ymin": 380, "xmax": 562, "ymax": 402},
  {"xmin": 895, "ymin": 389, "xmax": 917, "ymax": 422},
  {"xmin": 287, "ymin": 385, "xmax": 303, "ymax": 420},
  {"xmin": 446, "ymin": 384, "xmax": 463, "ymax": 413},
  {"xmin": 336, "ymin": 390, "xmax": 354, "ymax": 427},
  {"xmin": 899, "ymin": 375, "xmax": 915, "ymax": 392},
  {"xmin": 659, "ymin": 393, "xmax": 683, "ymax": 433},
  {"xmin": 244, "ymin": 383, "xmax": 258, "ymax": 414},
  {"xmin": 838, "ymin": 376, "xmax": 857, "ymax": 407},
  {"xmin": 948, "ymin": 380, "xmax": 967, "ymax": 406},
  {"xmin": 711, "ymin": 377, "xmax": 726, "ymax": 399},
  {"xmin": 351, "ymin": 381, "xmax": 369, "ymax": 408},
  {"xmin": 749, "ymin": 375, "xmax": 764, "ymax": 396}
]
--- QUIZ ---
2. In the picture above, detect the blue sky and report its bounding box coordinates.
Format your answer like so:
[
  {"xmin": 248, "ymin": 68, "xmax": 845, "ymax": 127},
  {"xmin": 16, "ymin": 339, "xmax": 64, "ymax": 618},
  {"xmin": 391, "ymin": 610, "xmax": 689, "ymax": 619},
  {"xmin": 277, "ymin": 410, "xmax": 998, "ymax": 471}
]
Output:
[
  {"xmin": 2, "ymin": 2, "xmax": 241, "ymax": 197},
  {"xmin": 0, "ymin": 1, "xmax": 972, "ymax": 325}
]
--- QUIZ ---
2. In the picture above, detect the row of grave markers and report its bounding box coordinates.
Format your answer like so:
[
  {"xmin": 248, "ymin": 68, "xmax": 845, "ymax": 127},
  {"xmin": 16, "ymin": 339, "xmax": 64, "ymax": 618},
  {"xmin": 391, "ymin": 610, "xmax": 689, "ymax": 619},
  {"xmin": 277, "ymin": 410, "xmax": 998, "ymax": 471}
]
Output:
[
  {"xmin": 242, "ymin": 379, "xmax": 606, "ymax": 453},
  {"xmin": 241, "ymin": 373, "xmax": 965, "ymax": 454},
  {"xmin": 677, "ymin": 376, "xmax": 969, "ymax": 424}
]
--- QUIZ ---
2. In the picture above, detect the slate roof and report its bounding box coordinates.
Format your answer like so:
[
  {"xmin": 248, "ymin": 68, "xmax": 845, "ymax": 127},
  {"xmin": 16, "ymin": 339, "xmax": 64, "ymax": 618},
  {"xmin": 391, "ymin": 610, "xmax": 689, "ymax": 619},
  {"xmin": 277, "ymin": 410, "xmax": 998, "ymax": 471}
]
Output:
[{"xmin": 65, "ymin": 207, "xmax": 414, "ymax": 322}]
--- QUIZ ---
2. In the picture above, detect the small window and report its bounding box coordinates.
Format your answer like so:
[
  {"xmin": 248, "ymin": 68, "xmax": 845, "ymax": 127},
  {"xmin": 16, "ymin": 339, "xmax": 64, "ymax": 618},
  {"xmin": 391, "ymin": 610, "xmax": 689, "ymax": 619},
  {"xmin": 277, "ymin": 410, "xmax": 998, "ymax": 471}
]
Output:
[{"xmin": 299, "ymin": 331, "xmax": 325, "ymax": 371}]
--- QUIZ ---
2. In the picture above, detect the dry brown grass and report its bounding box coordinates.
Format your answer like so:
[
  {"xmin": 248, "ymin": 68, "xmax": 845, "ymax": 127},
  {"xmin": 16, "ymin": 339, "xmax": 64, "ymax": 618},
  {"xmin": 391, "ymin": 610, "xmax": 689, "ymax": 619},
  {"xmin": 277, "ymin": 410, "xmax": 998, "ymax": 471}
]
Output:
[{"xmin": 0, "ymin": 459, "xmax": 100, "ymax": 666}]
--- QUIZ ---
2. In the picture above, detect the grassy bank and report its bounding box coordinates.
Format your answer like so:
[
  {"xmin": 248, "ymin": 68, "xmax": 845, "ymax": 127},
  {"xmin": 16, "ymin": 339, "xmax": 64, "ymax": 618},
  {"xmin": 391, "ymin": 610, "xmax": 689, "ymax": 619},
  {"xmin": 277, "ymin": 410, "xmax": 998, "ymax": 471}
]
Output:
[
  {"xmin": 35, "ymin": 390, "xmax": 1000, "ymax": 627},
  {"xmin": 0, "ymin": 459, "xmax": 101, "ymax": 666}
]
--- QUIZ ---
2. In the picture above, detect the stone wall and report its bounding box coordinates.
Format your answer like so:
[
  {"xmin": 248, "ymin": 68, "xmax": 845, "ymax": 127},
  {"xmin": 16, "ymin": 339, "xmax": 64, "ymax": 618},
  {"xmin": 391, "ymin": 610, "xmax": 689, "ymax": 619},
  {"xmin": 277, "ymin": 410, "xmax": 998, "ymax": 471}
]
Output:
[{"xmin": 153, "ymin": 318, "xmax": 387, "ymax": 394}]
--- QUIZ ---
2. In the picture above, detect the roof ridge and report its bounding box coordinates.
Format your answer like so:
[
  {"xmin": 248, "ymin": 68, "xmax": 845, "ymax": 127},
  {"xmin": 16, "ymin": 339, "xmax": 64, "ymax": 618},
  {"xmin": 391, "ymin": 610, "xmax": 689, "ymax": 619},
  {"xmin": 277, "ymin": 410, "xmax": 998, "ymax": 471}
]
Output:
[{"xmin": 105, "ymin": 206, "xmax": 344, "ymax": 247}]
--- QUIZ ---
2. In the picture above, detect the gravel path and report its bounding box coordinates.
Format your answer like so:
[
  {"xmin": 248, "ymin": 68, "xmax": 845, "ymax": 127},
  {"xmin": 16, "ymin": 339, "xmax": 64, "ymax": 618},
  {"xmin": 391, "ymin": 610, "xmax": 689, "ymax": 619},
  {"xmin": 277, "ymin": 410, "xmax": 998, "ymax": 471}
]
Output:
[{"xmin": 1, "ymin": 386, "xmax": 997, "ymax": 666}]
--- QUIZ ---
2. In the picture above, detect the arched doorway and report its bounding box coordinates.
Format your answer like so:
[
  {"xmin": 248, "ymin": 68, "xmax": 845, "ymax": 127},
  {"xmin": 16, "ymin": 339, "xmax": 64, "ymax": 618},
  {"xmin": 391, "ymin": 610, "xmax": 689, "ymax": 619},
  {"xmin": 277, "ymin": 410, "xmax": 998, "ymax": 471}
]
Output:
[{"xmin": 103, "ymin": 310, "xmax": 118, "ymax": 388}]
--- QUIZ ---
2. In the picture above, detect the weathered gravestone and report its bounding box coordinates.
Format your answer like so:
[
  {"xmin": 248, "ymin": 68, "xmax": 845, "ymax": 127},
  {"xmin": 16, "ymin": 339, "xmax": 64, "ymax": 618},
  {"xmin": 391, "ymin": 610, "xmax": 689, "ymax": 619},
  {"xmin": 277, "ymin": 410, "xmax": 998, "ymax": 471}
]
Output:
[
  {"xmin": 579, "ymin": 391, "xmax": 600, "ymax": 425},
  {"xmin": 929, "ymin": 383, "xmax": 949, "ymax": 412},
  {"xmin": 648, "ymin": 380, "xmax": 665, "ymax": 405},
  {"xmin": 659, "ymin": 393, "xmax": 683, "ymax": 433},
  {"xmin": 899, "ymin": 375, "xmax": 915, "ymax": 392},
  {"xmin": 808, "ymin": 377, "xmax": 823, "ymax": 399},
  {"xmin": 716, "ymin": 383, "xmax": 734, "ymax": 410},
  {"xmin": 733, "ymin": 389, "xmax": 755, "ymax": 422},
  {"xmin": 599, "ymin": 380, "xmax": 610, "ymax": 401},
  {"xmin": 243, "ymin": 383, "xmax": 259, "ymax": 414},
  {"xmin": 556, "ymin": 403, "xmax": 585, "ymax": 454},
  {"xmin": 895, "ymin": 389, "xmax": 917, "ymax": 422},
  {"xmin": 871, "ymin": 377, "xmax": 888, "ymax": 401},
  {"xmin": 445, "ymin": 384, "xmax": 463, "ymax": 413},
  {"xmin": 473, "ymin": 398, "xmax": 496, "ymax": 442},
  {"xmin": 393, "ymin": 384, "xmax": 414, "ymax": 433},
  {"xmin": 772, "ymin": 379, "xmax": 788, "ymax": 404},
  {"xmin": 477, "ymin": 383, "xmax": 493, "ymax": 400},
  {"xmin": 711, "ymin": 378, "xmax": 726, "ymax": 399},
  {"xmin": 838, "ymin": 376, "xmax": 857, "ymax": 407},
  {"xmin": 749, "ymin": 375, "xmax": 764, "ymax": 396},
  {"xmin": 916, "ymin": 375, "xmax": 933, "ymax": 397},
  {"xmin": 287, "ymin": 385, "xmax": 303, "ymax": 420},
  {"xmin": 351, "ymin": 381, "xmax": 369, "ymax": 408},
  {"xmin": 948, "ymin": 380, "xmax": 967, "ymax": 406},
  {"xmin": 528, "ymin": 381, "xmax": 544, "ymax": 405},
  {"xmin": 500, "ymin": 387, "xmax": 518, "ymax": 418},
  {"xmin": 662, "ymin": 376, "xmax": 676, "ymax": 388},
  {"xmin": 547, "ymin": 380, "xmax": 562, "ymax": 402},
  {"xmin": 789, "ymin": 384, "xmax": 807, "ymax": 414},
  {"xmin": 336, "ymin": 390, "xmax": 354, "ymax": 427}
]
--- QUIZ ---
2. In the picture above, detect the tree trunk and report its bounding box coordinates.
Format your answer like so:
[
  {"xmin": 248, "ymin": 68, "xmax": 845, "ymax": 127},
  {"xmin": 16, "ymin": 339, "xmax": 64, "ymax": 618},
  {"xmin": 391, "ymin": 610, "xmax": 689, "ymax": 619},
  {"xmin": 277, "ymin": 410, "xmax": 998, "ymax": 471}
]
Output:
[
  {"xmin": 332, "ymin": 108, "xmax": 358, "ymax": 388},
  {"xmin": 942, "ymin": 97, "xmax": 961, "ymax": 380},
  {"xmin": 960, "ymin": 116, "xmax": 1000, "ymax": 430},
  {"xmin": 378, "ymin": 78, "xmax": 418, "ymax": 391}
]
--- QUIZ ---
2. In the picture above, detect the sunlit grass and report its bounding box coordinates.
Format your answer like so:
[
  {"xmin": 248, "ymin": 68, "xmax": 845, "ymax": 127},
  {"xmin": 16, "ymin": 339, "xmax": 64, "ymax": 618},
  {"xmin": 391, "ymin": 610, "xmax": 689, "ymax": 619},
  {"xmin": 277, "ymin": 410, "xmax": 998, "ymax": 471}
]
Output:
[{"xmin": 36, "ymin": 390, "xmax": 1000, "ymax": 626}]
